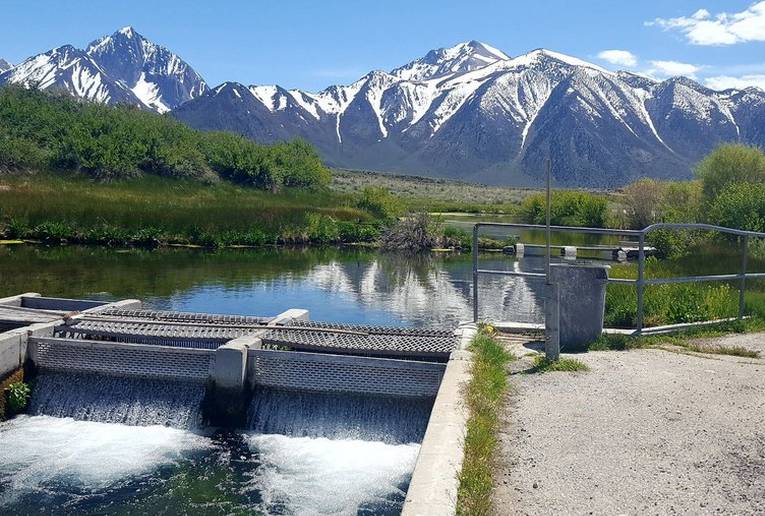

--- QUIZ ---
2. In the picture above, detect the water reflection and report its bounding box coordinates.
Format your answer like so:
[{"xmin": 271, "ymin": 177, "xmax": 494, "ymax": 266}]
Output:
[{"xmin": 0, "ymin": 245, "xmax": 546, "ymax": 326}]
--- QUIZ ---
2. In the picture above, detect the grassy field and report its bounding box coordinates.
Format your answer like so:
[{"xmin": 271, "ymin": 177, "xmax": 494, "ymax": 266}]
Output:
[
  {"xmin": 331, "ymin": 169, "xmax": 540, "ymax": 213},
  {"xmin": 0, "ymin": 174, "xmax": 380, "ymax": 247}
]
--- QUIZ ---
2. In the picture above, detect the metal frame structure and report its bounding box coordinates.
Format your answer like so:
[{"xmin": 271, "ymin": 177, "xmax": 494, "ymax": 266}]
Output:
[{"xmin": 472, "ymin": 222, "xmax": 765, "ymax": 334}]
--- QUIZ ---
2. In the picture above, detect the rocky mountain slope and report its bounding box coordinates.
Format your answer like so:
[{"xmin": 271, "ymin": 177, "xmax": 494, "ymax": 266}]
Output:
[
  {"xmin": 4, "ymin": 30, "xmax": 763, "ymax": 186},
  {"xmin": 0, "ymin": 27, "xmax": 207, "ymax": 112}
]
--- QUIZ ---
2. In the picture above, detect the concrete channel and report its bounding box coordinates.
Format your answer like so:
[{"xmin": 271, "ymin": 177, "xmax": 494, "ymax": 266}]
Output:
[{"xmin": 0, "ymin": 292, "xmax": 477, "ymax": 515}]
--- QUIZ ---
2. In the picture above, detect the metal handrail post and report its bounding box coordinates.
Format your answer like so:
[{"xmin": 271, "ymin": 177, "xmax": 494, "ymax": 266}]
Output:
[
  {"xmin": 472, "ymin": 224, "xmax": 479, "ymax": 323},
  {"xmin": 740, "ymin": 235, "xmax": 748, "ymax": 319},
  {"xmin": 636, "ymin": 232, "xmax": 646, "ymax": 334}
]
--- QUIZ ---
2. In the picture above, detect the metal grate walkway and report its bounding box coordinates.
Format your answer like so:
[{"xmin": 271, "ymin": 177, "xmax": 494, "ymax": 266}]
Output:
[
  {"xmin": 53, "ymin": 309, "xmax": 458, "ymax": 359},
  {"xmin": 261, "ymin": 320, "xmax": 458, "ymax": 359}
]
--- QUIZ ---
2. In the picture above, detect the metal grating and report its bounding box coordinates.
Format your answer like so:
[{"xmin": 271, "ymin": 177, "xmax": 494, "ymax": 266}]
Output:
[
  {"xmin": 99, "ymin": 308, "xmax": 272, "ymax": 325},
  {"xmin": 249, "ymin": 349, "xmax": 445, "ymax": 398},
  {"xmin": 57, "ymin": 320, "xmax": 260, "ymax": 349},
  {"xmin": 262, "ymin": 319, "xmax": 458, "ymax": 358},
  {"xmin": 29, "ymin": 337, "xmax": 215, "ymax": 381}
]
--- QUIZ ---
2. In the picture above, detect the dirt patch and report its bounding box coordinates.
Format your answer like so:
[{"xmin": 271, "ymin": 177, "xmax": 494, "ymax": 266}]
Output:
[{"xmin": 494, "ymin": 343, "xmax": 765, "ymax": 514}]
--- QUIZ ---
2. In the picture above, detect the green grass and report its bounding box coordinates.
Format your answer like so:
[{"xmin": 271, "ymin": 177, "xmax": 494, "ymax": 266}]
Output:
[
  {"xmin": 528, "ymin": 355, "xmax": 590, "ymax": 372},
  {"xmin": 331, "ymin": 169, "xmax": 538, "ymax": 214},
  {"xmin": 0, "ymin": 174, "xmax": 382, "ymax": 247},
  {"xmin": 605, "ymin": 252, "xmax": 765, "ymax": 329},
  {"xmin": 589, "ymin": 319, "xmax": 763, "ymax": 358},
  {"xmin": 457, "ymin": 329, "xmax": 514, "ymax": 516}
]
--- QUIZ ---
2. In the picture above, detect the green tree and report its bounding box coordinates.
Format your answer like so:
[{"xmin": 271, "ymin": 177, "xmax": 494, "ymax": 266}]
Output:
[{"xmin": 696, "ymin": 143, "xmax": 765, "ymax": 201}]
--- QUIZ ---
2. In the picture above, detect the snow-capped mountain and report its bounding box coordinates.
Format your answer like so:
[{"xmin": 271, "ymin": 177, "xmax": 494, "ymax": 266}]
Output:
[
  {"xmin": 0, "ymin": 27, "xmax": 207, "ymax": 112},
  {"xmin": 0, "ymin": 45, "xmax": 144, "ymax": 106},
  {"xmin": 0, "ymin": 59, "xmax": 13, "ymax": 73},
  {"xmin": 3, "ymin": 31, "xmax": 764, "ymax": 186},
  {"xmin": 86, "ymin": 26, "xmax": 207, "ymax": 112},
  {"xmin": 173, "ymin": 42, "xmax": 765, "ymax": 187}
]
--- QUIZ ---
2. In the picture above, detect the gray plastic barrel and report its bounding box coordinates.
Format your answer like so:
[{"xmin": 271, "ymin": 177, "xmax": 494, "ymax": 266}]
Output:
[{"xmin": 548, "ymin": 263, "xmax": 609, "ymax": 351}]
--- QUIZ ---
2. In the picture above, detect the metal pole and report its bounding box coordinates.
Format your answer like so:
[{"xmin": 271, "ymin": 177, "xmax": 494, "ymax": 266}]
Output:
[
  {"xmin": 472, "ymin": 224, "xmax": 479, "ymax": 323},
  {"xmin": 545, "ymin": 159, "xmax": 552, "ymax": 279},
  {"xmin": 543, "ymin": 158, "xmax": 560, "ymax": 360},
  {"xmin": 636, "ymin": 232, "xmax": 646, "ymax": 334},
  {"xmin": 739, "ymin": 235, "xmax": 748, "ymax": 319}
]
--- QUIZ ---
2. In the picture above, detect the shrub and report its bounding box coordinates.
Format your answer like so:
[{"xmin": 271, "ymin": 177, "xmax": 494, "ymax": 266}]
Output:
[
  {"xmin": 379, "ymin": 212, "xmax": 441, "ymax": 252},
  {"xmin": 356, "ymin": 187, "xmax": 403, "ymax": 220},
  {"xmin": 707, "ymin": 182, "xmax": 765, "ymax": 233},
  {"xmin": 696, "ymin": 143, "xmax": 765, "ymax": 201},
  {"xmin": 517, "ymin": 190, "xmax": 609, "ymax": 227},
  {"xmin": 0, "ymin": 86, "xmax": 331, "ymax": 190},
  {"xmin": 621, "ymin": 178, "xmax": 664, "ymax": 229},
  {"xmin": 5, "ymin": 382, "xmax": 31, "ymax": 415}
]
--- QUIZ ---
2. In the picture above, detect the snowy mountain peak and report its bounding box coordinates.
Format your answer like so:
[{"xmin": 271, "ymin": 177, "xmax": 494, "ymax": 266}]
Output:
[
  {"xmin": 391, "ymin": 40, "xmax": 509, "ymax": 82},
  {"xmin": 0, "ymin": 59, "xmax": 12, "ymax": 73},
  {"xmin": 118, "ymin": 26, "xmax": 137, "ymax": 37},
  {"xmin": 86, "ymin": 27, "xmax": 208, "ymax": 112},
  {"xmin": 505, "ymin": 48, "xmax": 611, "ymax": 74},
  {"xmin": 1, "ymin": 27, "xmax": 207, "ymax": 113}
]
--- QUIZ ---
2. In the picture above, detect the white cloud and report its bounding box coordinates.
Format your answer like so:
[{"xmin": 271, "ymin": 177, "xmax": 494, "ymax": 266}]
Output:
[
  {"xmin": 704, "ymin": 74, "xmax": 765, "ymax": 91},
  {"xmin": 648, "ymin": 1, "xmax": 765, "ymax": 45},
  {"xmin": 596, "ymin": 50, "xmax": 638, "ymax": 67},
  {"xmin": 648, "ymin": 60, "xmax": 702, "ymax": 77}
]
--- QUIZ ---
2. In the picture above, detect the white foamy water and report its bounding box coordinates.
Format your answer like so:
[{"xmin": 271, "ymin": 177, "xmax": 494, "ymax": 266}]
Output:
[
  {"xmin": 0, "ymin": 415, "xmax": 211, "ymax": 504},
  {"xmin": 247, "ymin": 433, "xmax": 419, "ymax": 515}
]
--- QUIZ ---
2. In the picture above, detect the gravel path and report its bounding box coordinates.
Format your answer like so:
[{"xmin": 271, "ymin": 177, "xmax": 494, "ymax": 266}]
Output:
[{"xmin": 493, "ymin": 335, "xmax": 765, "ymax": 515}]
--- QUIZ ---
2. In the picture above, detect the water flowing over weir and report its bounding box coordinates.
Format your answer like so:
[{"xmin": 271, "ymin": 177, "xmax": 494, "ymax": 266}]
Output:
[
  {"xmin": 247, "ymin": 387, "xmax": 434, "ymax": 444},
  {"xmin": 28, "ymin": 371, "xmax": 206, "ymax": 429}
]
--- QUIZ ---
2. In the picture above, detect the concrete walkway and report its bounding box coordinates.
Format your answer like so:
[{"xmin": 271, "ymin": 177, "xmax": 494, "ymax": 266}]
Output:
[{"xmin": 494, "ymin": 333, "xmax": 765, "ymax": 515}]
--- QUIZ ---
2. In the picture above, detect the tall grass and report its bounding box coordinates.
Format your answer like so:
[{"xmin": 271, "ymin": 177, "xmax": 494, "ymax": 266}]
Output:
[
  {"xmin": 457, "ymin": 327, "xmax": 514, "ymax": 515},
  {"xmin": 0, "ymin": 174, "xmax": 381, "ymax": 246},
  {"xmin": 605, "ymin": 253, "xmax": 765, "ymax": 328}
]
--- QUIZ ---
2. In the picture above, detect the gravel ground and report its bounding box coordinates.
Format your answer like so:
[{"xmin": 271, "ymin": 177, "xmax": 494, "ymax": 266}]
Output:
[{"xmin": 494, "ymin": 334, "xmax": 765, "ymax": 515}]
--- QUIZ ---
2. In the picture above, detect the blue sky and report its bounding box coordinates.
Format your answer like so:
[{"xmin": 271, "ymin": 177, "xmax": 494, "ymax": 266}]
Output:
[{"xmin": 2, "ymin": 0, "xmax": 765, "ymax": 91}]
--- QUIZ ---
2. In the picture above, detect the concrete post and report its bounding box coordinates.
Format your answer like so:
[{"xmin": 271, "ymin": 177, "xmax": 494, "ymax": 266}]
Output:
[
  {"xmin": 561, "ymin": 246, "xmax": 577, "ymax": 260},
  {"xmin": 208, "ymin": 336, "xmax": 261, "ymax": 427},
  {"xmin": 269, "ymin": 308, "xmax": 310, "ymax": 325},
  {"xmin": 544, "ymin": 283, "xmax": 560, "ymax": 361},
  {"xmin": 548, "ymin": 263, "xmax": 609, "ymax": 352}
]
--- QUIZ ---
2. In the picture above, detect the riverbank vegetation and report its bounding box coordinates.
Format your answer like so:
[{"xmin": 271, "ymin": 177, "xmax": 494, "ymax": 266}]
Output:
[
  {"xmin": 457, "ymin": 325, "xmax": 514, "ymax": 516},
  {"xmin": 0, "ymin": 175, "xmax": 382, "ymax": 247},
  {"xmin": 0, "ymin": 86, "xmax": 329, "ymax": 189}
]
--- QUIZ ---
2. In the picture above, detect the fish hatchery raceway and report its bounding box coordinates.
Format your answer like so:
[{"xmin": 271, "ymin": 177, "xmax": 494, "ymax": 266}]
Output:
[{"xmin": 494, "ymin": 334, "xmax": 765, "ymax": 515}]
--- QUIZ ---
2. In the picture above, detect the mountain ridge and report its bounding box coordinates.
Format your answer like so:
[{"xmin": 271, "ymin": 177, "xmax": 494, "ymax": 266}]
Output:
[
  {"xmin": 0, "ymin": 26, "xmax": 207, "ymax": 112},
  {"xmin": 2, "ymin": 29, "xmax": 763, "ymax": 187}
]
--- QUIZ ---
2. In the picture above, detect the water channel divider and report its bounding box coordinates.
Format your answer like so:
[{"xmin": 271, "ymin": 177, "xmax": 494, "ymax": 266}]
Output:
[{"xmin": 402, "ymin": 322, "xmax": 477, "ymax": 516}]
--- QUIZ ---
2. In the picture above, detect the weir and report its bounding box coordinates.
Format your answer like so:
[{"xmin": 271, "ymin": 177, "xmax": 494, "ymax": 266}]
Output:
[
  {"xmin": 0, "ymin": 292, "xmax": 469, "ymax": 514},
  {"xmin": 1, "ymin": 293, "xmax": 458, "ymax": 431}
]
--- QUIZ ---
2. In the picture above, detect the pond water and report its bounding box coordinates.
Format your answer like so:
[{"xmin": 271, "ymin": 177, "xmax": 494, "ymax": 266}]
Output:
[
  {"xmin": 0, "ymin": 244, "xmax": 550, "ymax": 326},
  {"xmin": 0, "ymin": 243, "xmax": 551, "ymax": 515}
]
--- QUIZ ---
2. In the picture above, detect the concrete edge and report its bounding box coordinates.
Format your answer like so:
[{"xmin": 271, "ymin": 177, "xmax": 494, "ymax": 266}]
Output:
[
  {"xmin": 0, "ymin": 293, "xmax": 41, "ymax": 307},
  {"xmin": 402, "ymin": 323, "xmax": 477, "ymax": 516},
  {"xmin": 268, "ymin": 308, "xmax": 309, "ymax": 326}
]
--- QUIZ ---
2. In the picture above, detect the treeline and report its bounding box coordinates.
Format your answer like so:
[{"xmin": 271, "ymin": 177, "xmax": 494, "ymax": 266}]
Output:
[{"xmin": 0, "ymin": 86, "xmax": 330, "ymax": 189}]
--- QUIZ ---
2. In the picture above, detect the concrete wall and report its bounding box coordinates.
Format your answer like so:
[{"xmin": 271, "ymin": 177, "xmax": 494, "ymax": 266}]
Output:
[{"xmin": 402, "ymin": 323, "xmax": 477, "ymax": 516}]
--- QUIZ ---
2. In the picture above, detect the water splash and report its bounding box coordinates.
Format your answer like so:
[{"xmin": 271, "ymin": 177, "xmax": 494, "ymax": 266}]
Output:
[
  {"xmin": 247, "ymin": 387, "xmax": 434, "ymax": 444},
  {"xmin": 0, "ymin": 415, "xmax": 211, "ymax": 507},
  {"xmin": 246, "ymin": 433, "xmax": 419, "ymax": 515},
  {"xmin": 28, "ymin": 371, "xmax": 206, "ymax": 429}
]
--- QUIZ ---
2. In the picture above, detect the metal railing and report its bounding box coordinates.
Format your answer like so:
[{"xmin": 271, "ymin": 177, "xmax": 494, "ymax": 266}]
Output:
[{"xmin": 472, "ymin": 222, "xmax": 765, "ymax": 333}]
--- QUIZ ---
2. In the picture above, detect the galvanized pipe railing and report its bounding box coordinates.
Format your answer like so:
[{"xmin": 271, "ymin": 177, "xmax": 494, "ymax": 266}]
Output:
[{"xmin": 472, "ymin": 222, "xmax": 765, "ymax": 334}]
